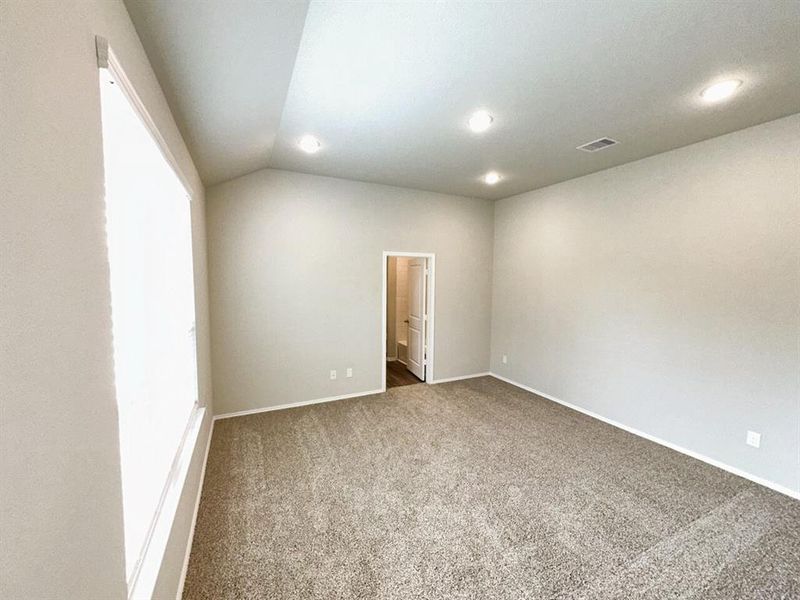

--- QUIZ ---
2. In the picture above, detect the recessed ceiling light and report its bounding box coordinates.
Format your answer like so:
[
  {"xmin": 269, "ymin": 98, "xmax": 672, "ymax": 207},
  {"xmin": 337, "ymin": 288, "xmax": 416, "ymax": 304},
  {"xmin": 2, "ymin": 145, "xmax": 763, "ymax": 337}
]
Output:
[
  {"xmin": 298, "ymin": 134, "xmax": 321, "ymax": 154},
  {"xmin": 483, "ymin": 171, "xmax": 501, "ymax": 185},
  {"xmin": 468, "ymin": 110, "xmax": 494, "ymax": 133},
  {"xmin": 701, "ymin": 79, "xmax": 742, "ymax": 103}
]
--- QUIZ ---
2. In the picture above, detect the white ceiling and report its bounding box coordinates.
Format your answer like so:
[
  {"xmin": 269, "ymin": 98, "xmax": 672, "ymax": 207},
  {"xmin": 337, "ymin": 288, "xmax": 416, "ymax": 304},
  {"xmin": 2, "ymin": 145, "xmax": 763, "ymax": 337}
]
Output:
[
  {"xmin": 127, "ymin": 0, "xmax": 800, "ymax": 199},
  {"xmin": 124, "ymin": 0, "xmax": 310, "ymax": 185}
]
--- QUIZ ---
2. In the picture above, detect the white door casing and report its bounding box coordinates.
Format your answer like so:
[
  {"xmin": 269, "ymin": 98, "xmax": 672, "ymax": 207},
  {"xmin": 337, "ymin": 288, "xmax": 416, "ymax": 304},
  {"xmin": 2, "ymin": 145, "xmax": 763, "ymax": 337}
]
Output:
[
  {"xmin": 406, "ymin": 258, "xmax": 426, "ymax": 380},
  {"xmin": 381, "ymin": 251, "xmax": 435, "ymax": 391}
]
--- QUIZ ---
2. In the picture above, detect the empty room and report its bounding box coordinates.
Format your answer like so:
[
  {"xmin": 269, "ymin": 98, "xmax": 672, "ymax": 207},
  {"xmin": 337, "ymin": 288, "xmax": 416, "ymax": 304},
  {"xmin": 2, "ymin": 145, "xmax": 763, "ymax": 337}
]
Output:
[{"xmin": 2, "ymin": 1, "xmax": 799, "ymax": 599}]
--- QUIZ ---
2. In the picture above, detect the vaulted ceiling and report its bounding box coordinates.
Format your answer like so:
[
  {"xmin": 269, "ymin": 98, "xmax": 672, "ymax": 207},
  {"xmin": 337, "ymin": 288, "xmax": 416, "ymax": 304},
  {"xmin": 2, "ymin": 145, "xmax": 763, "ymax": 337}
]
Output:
[{"xmin": 126, "ymin": 0, "xmax": 800, "ymax": 200}]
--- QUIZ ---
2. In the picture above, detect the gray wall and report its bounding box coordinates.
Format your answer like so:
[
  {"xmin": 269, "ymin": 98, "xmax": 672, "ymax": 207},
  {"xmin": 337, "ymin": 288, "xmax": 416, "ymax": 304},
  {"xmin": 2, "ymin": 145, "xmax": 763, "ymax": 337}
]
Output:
[
  {"xmin": 206, "ymin": 169, "xmax": 494, "ymax": 414},
  {"xmin": 0, "ymin": 0, "xmax": 214, "ymax": 597},
  {"xmin": 491, "ymin": 115, "xmax": 800, "ymax": 494},
  {"xmin": 387, "ymin": 256, "xmax": 398, "ymax": 359}
]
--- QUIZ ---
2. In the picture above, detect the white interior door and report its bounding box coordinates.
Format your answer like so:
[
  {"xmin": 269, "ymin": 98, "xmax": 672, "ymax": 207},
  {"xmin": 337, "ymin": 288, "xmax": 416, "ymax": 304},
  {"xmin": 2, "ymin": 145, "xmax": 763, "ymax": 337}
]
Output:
[{"xmin": 406, "ymin": 258, "xmax": 427, "ymax": 380}]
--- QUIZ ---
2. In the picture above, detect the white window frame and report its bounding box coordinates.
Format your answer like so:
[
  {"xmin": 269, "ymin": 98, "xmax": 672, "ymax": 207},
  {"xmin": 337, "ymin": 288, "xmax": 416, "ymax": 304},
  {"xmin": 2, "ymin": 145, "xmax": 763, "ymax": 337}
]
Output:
[{"xmin": 96, "ymin": 35, "xmax": 205, "ymax": 600}]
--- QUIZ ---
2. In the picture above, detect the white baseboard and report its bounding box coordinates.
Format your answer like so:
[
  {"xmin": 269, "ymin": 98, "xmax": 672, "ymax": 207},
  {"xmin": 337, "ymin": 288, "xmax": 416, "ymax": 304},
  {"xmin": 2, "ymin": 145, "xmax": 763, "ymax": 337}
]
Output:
[
  {"xmin": 175, "ymin": 416, "xmax": 214, "ymax": 600},
  {"xmin": 430, "ymin": 372, "xmax": 490, "ymax": 384},
  {"xmin": 489, "ymin": 373, "xmax": 800, "ymax": 501},
  {"xmin": 215, "ymin": 374, "xmax": 494, "ymax": 420},
  {"xmin": 387, "ymin": 356, "xmax": 397, "ymax": 362},
  {"xmin": 214, "ymin": 388, "xmax": 384, "ymax": 421}
]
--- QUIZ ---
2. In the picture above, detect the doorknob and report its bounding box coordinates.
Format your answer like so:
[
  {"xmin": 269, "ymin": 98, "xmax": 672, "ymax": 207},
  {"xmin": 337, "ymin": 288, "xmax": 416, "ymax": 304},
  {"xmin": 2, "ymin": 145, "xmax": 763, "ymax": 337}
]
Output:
[{"xmin": 404, "ymin": 319, "xmax": 409, "ymax": 323}]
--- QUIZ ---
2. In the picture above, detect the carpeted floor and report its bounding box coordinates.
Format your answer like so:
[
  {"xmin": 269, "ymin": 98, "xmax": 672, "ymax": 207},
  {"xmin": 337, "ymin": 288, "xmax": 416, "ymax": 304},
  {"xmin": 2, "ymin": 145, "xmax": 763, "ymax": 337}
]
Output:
[{"xmin": 183, "ymin": 376, "xmax": 800, "ymax": 599}]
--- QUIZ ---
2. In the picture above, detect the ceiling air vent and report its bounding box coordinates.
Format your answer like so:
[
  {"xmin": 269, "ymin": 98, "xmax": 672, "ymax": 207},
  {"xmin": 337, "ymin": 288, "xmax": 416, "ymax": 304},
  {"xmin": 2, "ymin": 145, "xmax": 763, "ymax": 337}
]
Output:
[{"xmin": 577, "ymin": 137, "xmax": 618, "ymax": 152}]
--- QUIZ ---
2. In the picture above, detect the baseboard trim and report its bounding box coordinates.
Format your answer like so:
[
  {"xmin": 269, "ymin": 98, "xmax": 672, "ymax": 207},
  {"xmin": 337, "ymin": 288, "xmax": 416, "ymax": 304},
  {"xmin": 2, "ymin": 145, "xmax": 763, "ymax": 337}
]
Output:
[
  {"xmin": 489, "ymin": 373, "xmax": 800, "ymax": 501},
  {"xmin": 430, "ymin": 372, "xmax": 490, "ymax": 384},
  {"xmin": 213, "ymin": 388, "xmax": 385, "ymax": 421},
  {"xmin": 175, "ymin": 416, "xmax": 214, "ymax": 600}
]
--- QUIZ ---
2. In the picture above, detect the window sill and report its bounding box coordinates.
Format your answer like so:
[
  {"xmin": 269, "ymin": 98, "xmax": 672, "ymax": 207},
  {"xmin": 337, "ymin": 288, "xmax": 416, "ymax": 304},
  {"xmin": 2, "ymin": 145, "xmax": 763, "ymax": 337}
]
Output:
[{"xmin": 128, "ymin": 405, "xmax": 206, "ymax": 599}]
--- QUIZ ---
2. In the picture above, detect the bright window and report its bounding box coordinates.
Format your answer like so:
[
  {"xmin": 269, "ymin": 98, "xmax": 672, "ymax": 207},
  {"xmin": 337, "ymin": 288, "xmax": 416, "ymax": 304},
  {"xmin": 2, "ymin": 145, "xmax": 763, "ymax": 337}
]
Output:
[{"xmin": 99, "ymin": 65, "xmax": 199, "ymax": 585}]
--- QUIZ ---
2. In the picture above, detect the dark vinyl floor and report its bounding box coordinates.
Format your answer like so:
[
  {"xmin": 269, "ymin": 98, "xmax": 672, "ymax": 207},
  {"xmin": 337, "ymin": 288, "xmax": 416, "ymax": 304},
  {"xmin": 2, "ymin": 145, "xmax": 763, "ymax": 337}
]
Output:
[{"xmin": 385, "ymin": 360, "xmax": 423, "ymax": 388}]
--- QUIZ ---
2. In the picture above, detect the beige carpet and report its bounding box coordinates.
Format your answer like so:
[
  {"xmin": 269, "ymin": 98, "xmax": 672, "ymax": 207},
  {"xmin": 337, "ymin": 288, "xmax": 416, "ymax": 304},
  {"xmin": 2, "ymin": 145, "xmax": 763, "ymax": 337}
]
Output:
[{"xmin": 183, "ymin": 376, "xmax": 800, "ymax": 599}]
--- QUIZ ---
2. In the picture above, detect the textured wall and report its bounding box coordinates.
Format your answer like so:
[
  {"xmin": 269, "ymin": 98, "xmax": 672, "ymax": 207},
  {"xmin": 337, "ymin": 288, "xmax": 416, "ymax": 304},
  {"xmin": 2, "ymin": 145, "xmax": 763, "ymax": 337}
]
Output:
[
  {"xmin": 491, "ymin": 115, "xmax": 800, "ymax": 493},
  {"xmin": 0, "ymin": 0, "xmax": 213, "ymax": 597},
  {"xmin": 206, "ymin": 169, "xmax": 494, "ymax": 414}
]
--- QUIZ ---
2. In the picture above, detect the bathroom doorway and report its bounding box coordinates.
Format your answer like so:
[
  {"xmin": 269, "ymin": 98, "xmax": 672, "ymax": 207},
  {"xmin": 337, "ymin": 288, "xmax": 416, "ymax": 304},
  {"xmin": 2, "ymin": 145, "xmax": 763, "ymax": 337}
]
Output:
[{"xmin": 382, "ymin": 252, "xmax": 435, "ymax": 389}]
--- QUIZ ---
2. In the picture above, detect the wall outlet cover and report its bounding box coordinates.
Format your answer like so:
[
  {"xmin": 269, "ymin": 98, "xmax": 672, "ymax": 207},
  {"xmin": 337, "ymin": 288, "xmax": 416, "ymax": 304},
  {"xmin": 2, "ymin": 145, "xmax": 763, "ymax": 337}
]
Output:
[
  {"xmin": 746, "ymin": 430, "xmax": 761, "ymax": 448},
  {"xmin": 330, "ymin": 370, "xmax": 337, "ymax": 380},
  {"xmin": 502, "ymin": 355, "xmax": 508, "ymax": 364},
  {"xmin": 346, "ymin": 368, "xmax": 353, "ymax": 378}
]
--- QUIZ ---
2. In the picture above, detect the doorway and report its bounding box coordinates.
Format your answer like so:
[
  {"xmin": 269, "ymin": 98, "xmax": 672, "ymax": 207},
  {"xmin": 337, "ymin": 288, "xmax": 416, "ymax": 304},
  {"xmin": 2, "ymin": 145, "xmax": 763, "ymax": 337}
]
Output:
[{"xmin": 382, "ymin": 252, "xmax": 435, "ymax": 390}]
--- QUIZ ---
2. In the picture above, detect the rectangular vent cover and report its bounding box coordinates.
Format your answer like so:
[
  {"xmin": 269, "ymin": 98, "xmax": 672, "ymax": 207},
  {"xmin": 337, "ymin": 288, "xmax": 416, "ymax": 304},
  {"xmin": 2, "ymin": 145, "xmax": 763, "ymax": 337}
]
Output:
[{"xmin": 577, "ymin": 137, "xmax": 618, "ymax": 152}]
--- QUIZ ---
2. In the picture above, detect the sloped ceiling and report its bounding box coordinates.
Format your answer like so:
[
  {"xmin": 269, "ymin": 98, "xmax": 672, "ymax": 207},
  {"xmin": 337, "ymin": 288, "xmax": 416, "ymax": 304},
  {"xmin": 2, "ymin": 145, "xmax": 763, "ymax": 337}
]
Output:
[
  {"xmin": 126, "ymin": 0, "xmax": 800, "ymax": 199},
  {"xmin": 124, "ymin": 0, "xmax": 310, "ymax": 185}
]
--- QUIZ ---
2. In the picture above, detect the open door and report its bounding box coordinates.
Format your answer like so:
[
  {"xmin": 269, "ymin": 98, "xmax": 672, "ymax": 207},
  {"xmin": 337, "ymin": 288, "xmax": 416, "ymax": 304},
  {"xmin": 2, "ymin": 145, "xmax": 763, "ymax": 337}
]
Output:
[{"xmin": 406, "ymin": 257, "xmax": 427, "ymax": 380}]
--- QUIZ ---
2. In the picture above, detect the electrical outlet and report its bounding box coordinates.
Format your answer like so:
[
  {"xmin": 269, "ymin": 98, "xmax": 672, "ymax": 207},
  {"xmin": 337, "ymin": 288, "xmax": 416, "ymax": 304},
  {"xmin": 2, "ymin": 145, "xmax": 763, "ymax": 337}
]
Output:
[
  {"xmin": 330, "ymin": 370, "xmax": 337, "ymax": 380},
  {"xmin": 502, "ymin": 354, "xmax": 508, "ymax": 364},
  {"xmin": 746, "ymin": 430, "xmax": 761, "ymax": 448},
  {"xmin": 346, "ymin": 368, "xmax": 353, "ymax": 378}
]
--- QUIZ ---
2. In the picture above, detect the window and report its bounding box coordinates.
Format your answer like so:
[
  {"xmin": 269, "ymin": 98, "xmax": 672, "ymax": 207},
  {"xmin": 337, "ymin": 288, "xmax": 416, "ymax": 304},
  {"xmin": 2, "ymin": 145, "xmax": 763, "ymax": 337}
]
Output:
[{"xmin": 98, "ymin": 47, "xmax": 199, "ymax": 591}]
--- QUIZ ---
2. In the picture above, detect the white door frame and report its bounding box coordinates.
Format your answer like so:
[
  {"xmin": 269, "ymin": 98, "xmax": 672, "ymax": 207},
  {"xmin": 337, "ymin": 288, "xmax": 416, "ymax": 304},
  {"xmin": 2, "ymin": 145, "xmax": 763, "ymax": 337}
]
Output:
[{"xmin": 381, "ymin": 251, "xmax": 435, "ymax": 391}]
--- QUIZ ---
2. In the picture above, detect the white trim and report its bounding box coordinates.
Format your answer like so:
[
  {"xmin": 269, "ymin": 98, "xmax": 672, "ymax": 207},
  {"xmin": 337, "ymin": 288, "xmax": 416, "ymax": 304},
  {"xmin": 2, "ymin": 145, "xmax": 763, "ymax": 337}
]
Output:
[
  {"xmin": 127, "ymin": 407, "xmax": 206, "ymax": 599},
  {"xmin": 175, "ymin": 417, "xmax": 214, "ymax": 600},
  {"xmin": 213, "ymin": 388, "xmax": 384, "ymax": 421},
  {"xmin": 97, "ymin": 34, "xmax": 204, "ymax": 440},
  {"xmin": 96, "ymin": 36, "xmax": 195, "ymax": 196},
  {"xmin": 96, "ymin": 35, "xmax": 212, "ymax": 596},
  {"xmin": 381, "ymin": 252, "xmax": 436, "ymax": 392},
  {"xmin": 489, "ymin": 373, "xmax": 800, "ymax": 501},
  {"xmin": 430, "ymin": 372, "xmax": 490, "ymax": 384}
]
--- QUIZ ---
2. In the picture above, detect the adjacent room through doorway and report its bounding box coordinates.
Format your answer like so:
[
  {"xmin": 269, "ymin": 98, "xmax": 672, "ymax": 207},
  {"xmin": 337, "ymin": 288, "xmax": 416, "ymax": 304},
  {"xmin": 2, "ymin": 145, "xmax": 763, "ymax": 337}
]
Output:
[{"xmin": 384, "ymin": 253, "xmax": 433, "ymax": 389}]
